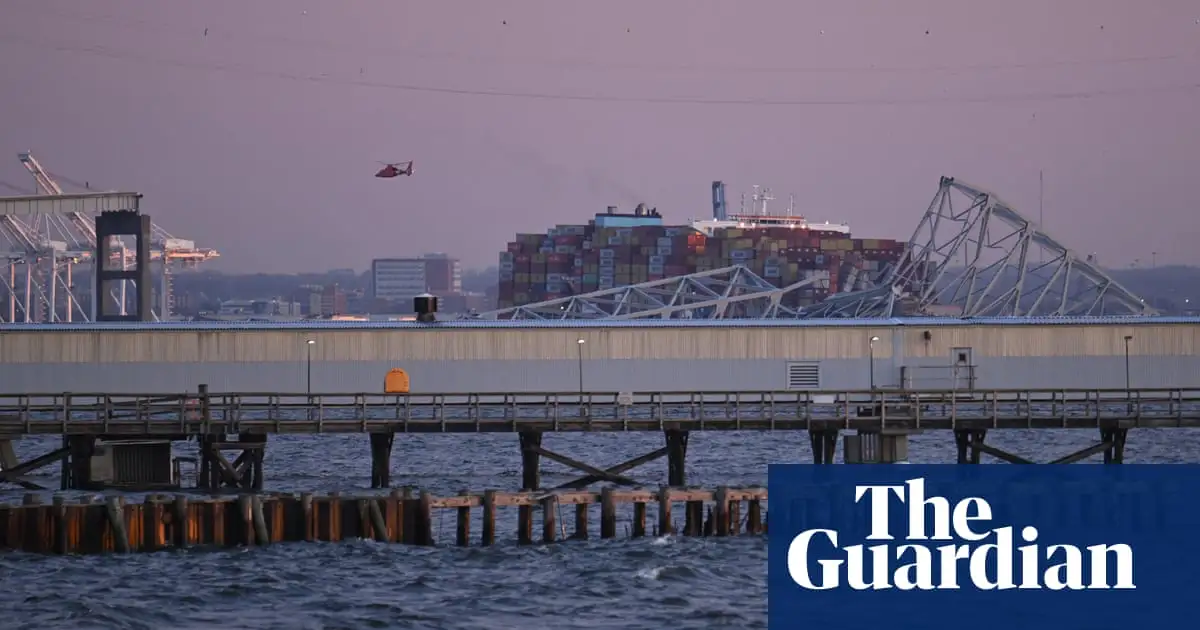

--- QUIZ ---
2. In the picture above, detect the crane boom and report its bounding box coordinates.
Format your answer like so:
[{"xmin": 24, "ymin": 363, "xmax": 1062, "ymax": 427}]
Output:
[{"xmin": 18, "ymin": 151, "xmax": 97, "ymax": 243}]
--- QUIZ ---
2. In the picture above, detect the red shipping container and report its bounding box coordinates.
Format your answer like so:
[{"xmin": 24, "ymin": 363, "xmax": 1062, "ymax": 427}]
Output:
[{"xmin": 547, "ymin": 253, "xmax": 570, "ymax": 264}]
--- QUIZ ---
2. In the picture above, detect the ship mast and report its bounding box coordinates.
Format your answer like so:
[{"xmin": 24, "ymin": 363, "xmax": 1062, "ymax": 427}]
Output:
[{"xmin": 750, "ymin": 185, "xmax": 775, "ymax": 216}]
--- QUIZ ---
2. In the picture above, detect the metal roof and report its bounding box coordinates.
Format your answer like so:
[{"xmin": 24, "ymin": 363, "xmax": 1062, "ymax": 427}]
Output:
[{"xmin": 0, "ymin": 316, "xmax": 1196, "ymax": 333}]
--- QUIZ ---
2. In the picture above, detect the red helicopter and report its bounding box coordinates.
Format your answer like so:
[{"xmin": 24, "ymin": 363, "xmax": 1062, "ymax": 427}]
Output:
[{"xmin": 374, "ymin": 160, "xmax": 414, "ymax": 178}]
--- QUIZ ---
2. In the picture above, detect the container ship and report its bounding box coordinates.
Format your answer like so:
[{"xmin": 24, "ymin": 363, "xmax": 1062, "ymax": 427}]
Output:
[{"xmin": 496, "ymin": 181, "xmax": 906, "ymax": 310}]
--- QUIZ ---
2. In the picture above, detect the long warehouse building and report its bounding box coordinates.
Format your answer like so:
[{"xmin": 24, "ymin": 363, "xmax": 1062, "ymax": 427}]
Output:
[{"xmin": 0, "ymin": 317, "xmax": 1196, "ymax": 394}]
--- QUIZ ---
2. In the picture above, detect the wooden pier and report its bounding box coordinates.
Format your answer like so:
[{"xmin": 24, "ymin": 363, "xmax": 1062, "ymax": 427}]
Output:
[
  {"xmin": 2, "ymin": 386, "xmax": 1199, "ymax": 493},
  {"xmin": 0, "ymin": 486, "xmax": 767, "ymax": 555},
  {"xmin": 2, "ymin": 387, "xmax": 1198, "ymax": 435}
]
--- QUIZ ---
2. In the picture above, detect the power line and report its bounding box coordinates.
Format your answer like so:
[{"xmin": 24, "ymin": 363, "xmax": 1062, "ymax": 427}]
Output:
[
  {"xmin": 17, "ymin": 36, "xmax": 1198, "ymax": 107},
  {"xmin": 16, "ymin": 5, "xmax": 1200, "ymax": 76}
]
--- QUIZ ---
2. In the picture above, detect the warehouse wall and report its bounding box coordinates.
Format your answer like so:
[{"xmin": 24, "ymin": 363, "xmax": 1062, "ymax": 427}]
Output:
[
  {"xmin": 0, "ymin": 323, "xmax": 1196, "ymax": 364},
  {"xmin": 0, "ymin": 355, "xmax": 1193, "ymax": 395},
  {"xmin": 0, "ymin": 322, "xmax": 1195, "ymax": 394}
]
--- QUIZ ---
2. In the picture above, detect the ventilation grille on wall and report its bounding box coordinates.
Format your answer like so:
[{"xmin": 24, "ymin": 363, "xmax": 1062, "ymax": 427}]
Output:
[{"xmin": 786, "ymin": 362, "xmax": 821, "ymax": 390}]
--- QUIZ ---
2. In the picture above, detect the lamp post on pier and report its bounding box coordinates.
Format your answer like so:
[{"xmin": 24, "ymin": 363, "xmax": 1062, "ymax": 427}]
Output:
[
  {"xmin": 868, "ymin": 335, "xmax": 880, "ymax": 392},
  {"xmin": 306, "ymin": 339, "xmax": 316, "ymax": 396},
  {"xmin": 1123, "ymin": 335, "xmax": 1132, "ymax": 413},
  {"xmin": 576, "ymin": 338, "xmax": 586, "ymax": 394}
]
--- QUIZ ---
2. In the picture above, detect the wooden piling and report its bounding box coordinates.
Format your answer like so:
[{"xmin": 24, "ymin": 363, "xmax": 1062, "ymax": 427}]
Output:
[
  {"xmin": 632, "ymin": 500, "xmax": 646, "ymax": 538},
  {"xmin": 251, "ymin": 496, "xmax": 269, "ymax": 545},
  {"xmin": 600, "ymin": 486, "xmax": 616, "ymax": 539},
  {"xmin": 300, "ymin": 493, "xmax": 314, "ymax": 542},
  {"xmin": 481, "ymin": 490, "xmax": 496, "ymax": 546},
  {"xmin": 713, "ymin": 487, "xmax": 730, "ymax": 536},
  {"xmin": 574, "ymin": 503, "xmax": 588, "ymax": 540},
  {"xmin": 541, "ymin": 494, "xmax": 557, "ymax": 544},
  {"xmin": 400, "ymin": 487, "xmax": 414, "ymax": 544},
  {"xmin": 416, "ymin": 491, "xmax": 433, "ymax": 546},
  {"xmin": 0, "ymin": 486, "xmax": 766, "ymax": 555},
  {"xmin": 105, "ymin": 496, "xmax": 130, "ymax": 553},
  {"xmin": 388, "ymin": 489, "xmax": 404, "ymax": 543},
  {"xmin": 747, "ymin": 498, "xmax": 762, "ymax": 534},
  {"xmin": 53, "ymin": 495, "xmax": 67, "ymax": 554},
  {"xmin": 657, "ymin": 486, "xmax": 672, "ymax": 536},
  {"xmin": 237, "ymin": 495, "xmax": 254, "ymax": 546},
  {"xmin": 173, "ymin": 495, "xmax": 190, "ymax": 547},
  {"xmin": 368, "ymin": 498, "xmax": 389, "ymax": 543},
  {"xmin": 517, "ymin": 491, "xmax": 533, "ymax": 545},
  {"xmin": 456, "ymin": 490, "xmax": 471, "ymax": 547}
]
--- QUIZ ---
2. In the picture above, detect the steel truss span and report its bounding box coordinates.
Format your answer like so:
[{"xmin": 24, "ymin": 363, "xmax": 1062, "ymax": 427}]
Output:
[
  {"xmin": 802, "ymin": 176, "xmax": 1156, "ymax": 318},
  {"xmin": 472, "ymin": 265, "xmax": 822, "ymax": 320}
]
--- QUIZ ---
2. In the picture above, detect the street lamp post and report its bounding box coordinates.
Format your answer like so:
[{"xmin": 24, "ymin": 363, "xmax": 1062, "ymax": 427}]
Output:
[
  {"xmin": 1123, "ymin": 335, "xmax": 1132, "ymax": 413},
  {"xmin": 576, "ymin": 338, "xmax": 586, "ymax": 394},
  {"xmin": 306, "ymin": 339, "xmax": 316, "ymax": 396},
  {"xmin": 868, "ymin": 336, "xmax": 880, "ymax": 392}
]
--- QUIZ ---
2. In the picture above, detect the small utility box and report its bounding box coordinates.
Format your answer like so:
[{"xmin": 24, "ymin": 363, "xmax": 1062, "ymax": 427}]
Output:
[
  {"xmin": 844, "ymin": 429, "xmax": 918, "ymax": 464},
  {"xmin": 89, "ymin": 440, "xmax": 175, "ymax": 489}
]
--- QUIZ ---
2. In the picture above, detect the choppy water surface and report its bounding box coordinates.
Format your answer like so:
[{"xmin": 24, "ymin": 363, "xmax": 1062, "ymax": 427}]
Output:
[{"xmin": 4, "ymin": 428, "xmax": 1200, "ymax": 629}]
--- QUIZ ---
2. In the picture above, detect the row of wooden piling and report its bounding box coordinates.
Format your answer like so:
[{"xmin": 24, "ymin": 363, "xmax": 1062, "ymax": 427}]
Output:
[{"xmin": 0, "ymin": 486, "xmax": 767, "ymax": 555}]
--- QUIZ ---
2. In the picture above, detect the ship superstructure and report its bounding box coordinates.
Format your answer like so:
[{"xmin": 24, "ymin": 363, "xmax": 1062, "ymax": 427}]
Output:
[{"xmin": 690, "ymin": 182, "xmax": 850, "ymax": 236}]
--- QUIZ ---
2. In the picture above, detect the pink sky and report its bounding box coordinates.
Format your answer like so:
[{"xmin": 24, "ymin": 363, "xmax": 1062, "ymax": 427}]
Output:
[{"xmin": 1, "ymin": 0, "xmax": 1197, "ymax": 272}]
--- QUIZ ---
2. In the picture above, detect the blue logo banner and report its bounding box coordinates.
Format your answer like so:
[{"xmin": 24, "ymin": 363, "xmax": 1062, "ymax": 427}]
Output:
[{"xmin": 767, "ymin": 464, "xmax": 1200, "ymax": 630}]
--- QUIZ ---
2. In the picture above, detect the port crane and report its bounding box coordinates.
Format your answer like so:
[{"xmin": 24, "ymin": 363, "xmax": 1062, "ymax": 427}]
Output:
[{"xmin": 0, "ymin": 152, "xmax": 220, "ymax": 322}]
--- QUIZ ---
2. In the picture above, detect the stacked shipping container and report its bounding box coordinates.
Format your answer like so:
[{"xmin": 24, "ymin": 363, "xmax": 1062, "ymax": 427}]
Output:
[{"xmin": 497, "ymin": 219, "xmax": 905, "ymax": 309}]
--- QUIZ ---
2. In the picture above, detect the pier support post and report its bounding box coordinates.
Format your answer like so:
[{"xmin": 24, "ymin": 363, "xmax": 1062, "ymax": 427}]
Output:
[
  {"xmin": 1101, "ymin": 428, "xmax": 1128, "ymax": 464},
  {"xmin": 0, "ymin": 439, "xmax": 17, "ymax": 471},
  {"xmin": 369, "ymin": 433, "xmax": 394, "ymax": 488},
  {"xmin": 954, "ymin": 430, "xmax": 987, "ymax": 464},
  {"xmin": 665, "ymin": 429, "xmax": 700, "ymax": 535},
  {"xmin": 664, "ymin": 429, "xmax": 688, "ymax": 486},
  {"xmin": 63, "ymin": 436, "xmax": 96, "ymax": 490},
  {"xmin": 239, "ymin": 433, "xmax": 266, "ymax": 491},
  {"xmin": 519, "ymin": 431, "xmax": 542, "ymax": 491},
  {"xmin": 197, "ymin": 434, "xmax": 265, "ymax": 490},
  {"xmin": 809, "ymin": 430, "xmax": 839, "ymax": 464}
]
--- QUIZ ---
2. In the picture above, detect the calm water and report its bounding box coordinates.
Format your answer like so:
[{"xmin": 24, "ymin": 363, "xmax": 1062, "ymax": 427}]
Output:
[{"xmin": 4, "ymin": 428, "xmax": 1200, "ymax": 629}]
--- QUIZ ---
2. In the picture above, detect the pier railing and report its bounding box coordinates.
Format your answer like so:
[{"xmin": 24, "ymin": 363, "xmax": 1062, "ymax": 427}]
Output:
[{"xmin": 1, "ymin": 388, "xmax": 1198, "ymax": 435}]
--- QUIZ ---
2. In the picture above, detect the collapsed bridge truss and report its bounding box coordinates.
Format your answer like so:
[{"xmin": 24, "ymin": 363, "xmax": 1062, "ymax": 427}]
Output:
[
  {"xmin": 801, "ymin": 176, "xmax": 1155, "ymax": 318},
  {"xmin": 473, "ymin": 265, "xmax": 823, "ymax": 320},
  {"xmin": 475, "ymin": 176, "xmax": 1155, "ymax": 321}
]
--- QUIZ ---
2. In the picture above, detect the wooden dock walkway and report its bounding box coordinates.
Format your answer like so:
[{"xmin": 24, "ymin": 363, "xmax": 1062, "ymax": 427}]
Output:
[
  {"xmin": 0, "ymin": 486, "xmax": 766, "ymax": 555},
  {"xmin": 1, "ymin": 387, "xmax": 1199, "ymax": 436},
  {"xmin": 3, "ymin": 387, "xmax": 1196, "ymax": 492}
]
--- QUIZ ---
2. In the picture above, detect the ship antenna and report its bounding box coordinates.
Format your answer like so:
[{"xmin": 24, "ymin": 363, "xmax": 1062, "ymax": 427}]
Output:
[{"xmin": 759, "ymin": 187, "xmax": 774, "ymax": 216}]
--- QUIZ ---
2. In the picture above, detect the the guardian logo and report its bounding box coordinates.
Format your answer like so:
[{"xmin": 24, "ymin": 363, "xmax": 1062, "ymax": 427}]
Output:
[{"xmin": 787, "ymin": 478, "xmax": 1136, "ymax": 591}]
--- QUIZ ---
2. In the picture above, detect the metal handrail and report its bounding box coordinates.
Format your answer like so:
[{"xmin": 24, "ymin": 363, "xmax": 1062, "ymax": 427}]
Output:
[{"xmin": 0, "ymin": 387, "xmax": 1195, "ymax": 435}]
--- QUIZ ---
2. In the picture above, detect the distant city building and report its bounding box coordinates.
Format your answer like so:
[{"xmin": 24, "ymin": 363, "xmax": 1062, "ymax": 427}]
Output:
[
  {"xmin": 371, "ymin": 254, "xmax": 462, "ymax": 303},
  {"xmin": 217, "ymin": 298, "xmax": 302, "ymax": 316},
  {"xmin": 320, "ymin": 284, "xmax": 347, "ymax": 315}
]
